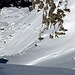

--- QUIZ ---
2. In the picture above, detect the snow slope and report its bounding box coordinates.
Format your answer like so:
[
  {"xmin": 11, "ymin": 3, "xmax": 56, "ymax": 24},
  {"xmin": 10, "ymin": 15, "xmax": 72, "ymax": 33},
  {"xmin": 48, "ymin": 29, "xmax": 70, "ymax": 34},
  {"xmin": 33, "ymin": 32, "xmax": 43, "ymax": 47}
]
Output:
[
  {"xmin": 0, "ymin": 0, "xmax": 75, "ymax": 69},
  {"xmin": 0, "ymin": 64, "xmax": 75, "ymax": 75}
]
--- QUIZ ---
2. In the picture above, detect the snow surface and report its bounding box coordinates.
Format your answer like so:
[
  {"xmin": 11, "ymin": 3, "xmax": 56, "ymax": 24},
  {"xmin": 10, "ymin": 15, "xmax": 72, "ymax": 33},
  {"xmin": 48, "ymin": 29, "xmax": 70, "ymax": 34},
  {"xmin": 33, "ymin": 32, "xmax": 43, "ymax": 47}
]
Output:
[
  {"xmin": 0, "ymin": 63, "xmax": 75, "ymax": 75},
  {"xmin": 0, "ymin": 0, "xmax": 75, "ymax": 71}
]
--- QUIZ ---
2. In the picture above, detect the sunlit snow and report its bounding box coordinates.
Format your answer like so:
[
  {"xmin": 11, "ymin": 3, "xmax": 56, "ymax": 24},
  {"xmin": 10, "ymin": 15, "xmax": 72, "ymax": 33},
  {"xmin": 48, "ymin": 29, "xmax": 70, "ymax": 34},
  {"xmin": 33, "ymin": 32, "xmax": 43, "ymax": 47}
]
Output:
[{"xmin": 0, "ymin": 0, "xmax": 75, "ymax": 70}]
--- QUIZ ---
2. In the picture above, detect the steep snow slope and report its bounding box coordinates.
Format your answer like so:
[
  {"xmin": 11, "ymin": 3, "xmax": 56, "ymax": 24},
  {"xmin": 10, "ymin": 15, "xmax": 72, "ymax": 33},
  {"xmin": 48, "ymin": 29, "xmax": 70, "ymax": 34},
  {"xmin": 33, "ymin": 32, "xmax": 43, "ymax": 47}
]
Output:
[
  {"xmin": 0, "ymin": 7, "xmax": 43, "ymax": 56},
  {"xmin": 0, "ymin": 64, "xmax": 75, "ymax": 75},
  {"xmin": 0, "ymin": 0, "xmax": 75, "ymax": 69}
]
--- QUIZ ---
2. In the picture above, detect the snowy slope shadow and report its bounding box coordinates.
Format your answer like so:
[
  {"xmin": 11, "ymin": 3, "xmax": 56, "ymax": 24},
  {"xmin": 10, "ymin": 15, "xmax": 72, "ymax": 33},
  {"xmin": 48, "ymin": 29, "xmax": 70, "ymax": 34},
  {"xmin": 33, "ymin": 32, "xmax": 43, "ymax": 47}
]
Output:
[
  {"xmin": 0, "ymin": 67, "xmax": 6, "ymax": 75},
  {"xmin": 0, "ymin": 64, "xmax": 75, "ymax": 75}
]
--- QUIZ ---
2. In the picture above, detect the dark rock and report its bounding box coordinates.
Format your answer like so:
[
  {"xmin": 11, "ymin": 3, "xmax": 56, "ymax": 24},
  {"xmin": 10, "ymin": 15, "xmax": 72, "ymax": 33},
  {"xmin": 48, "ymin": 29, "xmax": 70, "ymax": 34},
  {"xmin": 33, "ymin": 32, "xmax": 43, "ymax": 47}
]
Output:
[
  {"xmin": 0, "ymin": 58, "xmax": 8, "ymax": 64},
  {"xmin": 0, "ymin": 0, "xmax": 32, "ymax": 9}
]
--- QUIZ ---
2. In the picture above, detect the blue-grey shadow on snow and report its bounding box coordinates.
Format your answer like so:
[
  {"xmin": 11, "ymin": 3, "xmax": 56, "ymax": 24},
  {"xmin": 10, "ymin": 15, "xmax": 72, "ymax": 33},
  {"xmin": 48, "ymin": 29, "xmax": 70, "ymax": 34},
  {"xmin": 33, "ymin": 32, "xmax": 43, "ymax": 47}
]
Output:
[{"xmin": 0, "ymin": 64, "xmax": 75, "ymax": 75}]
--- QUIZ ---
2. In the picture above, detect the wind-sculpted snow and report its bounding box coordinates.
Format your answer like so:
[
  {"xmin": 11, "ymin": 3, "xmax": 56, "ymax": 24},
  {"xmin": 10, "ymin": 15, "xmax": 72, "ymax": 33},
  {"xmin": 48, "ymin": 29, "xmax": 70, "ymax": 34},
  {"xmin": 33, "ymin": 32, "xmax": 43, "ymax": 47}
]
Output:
[{"xmin": 0, "ymin": 0, "xmax": 75, "ymax": 69}]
